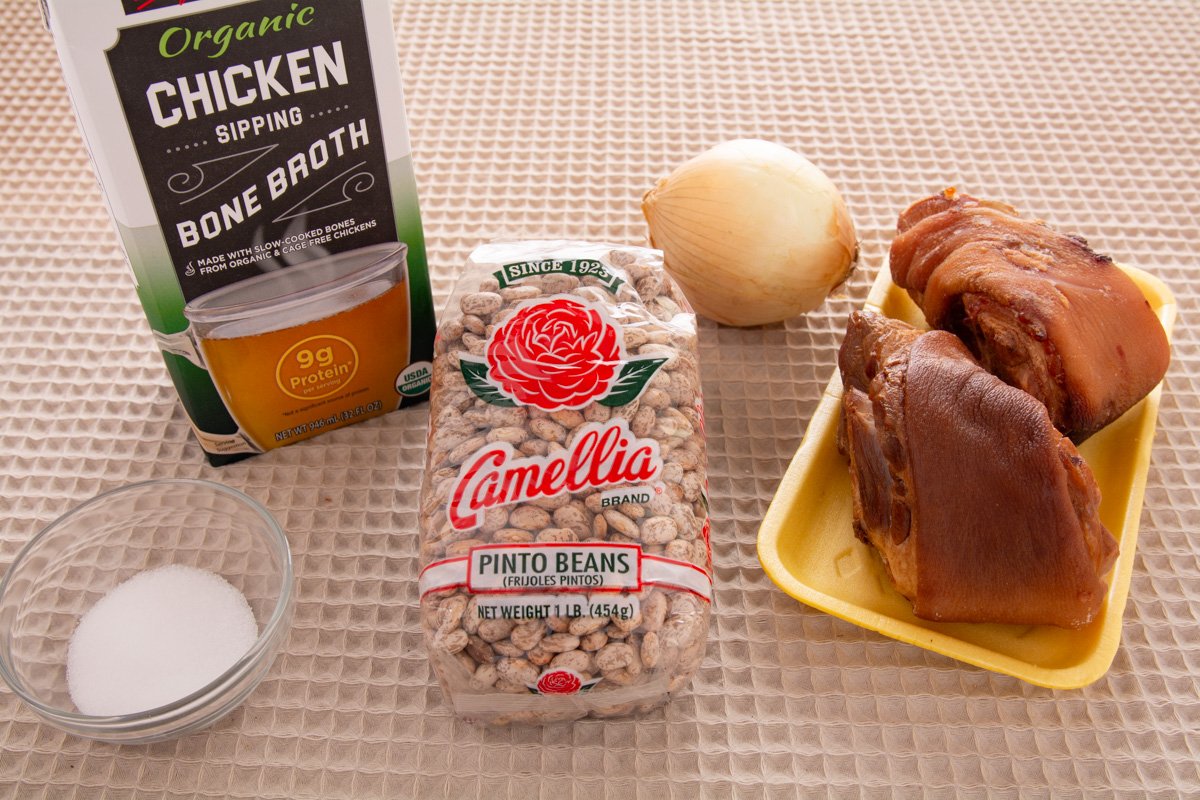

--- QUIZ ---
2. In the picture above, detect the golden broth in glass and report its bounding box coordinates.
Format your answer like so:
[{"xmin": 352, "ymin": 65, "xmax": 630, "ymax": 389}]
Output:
[{"xmin": 185, "ymin": 244, "xmax": 410, "ymax": 451}]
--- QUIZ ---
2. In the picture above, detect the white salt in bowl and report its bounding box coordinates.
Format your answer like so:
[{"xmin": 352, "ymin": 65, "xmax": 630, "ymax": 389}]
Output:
[{"xmin": 0, "ymin": 479, "xmax": 293, "ymax": 743}]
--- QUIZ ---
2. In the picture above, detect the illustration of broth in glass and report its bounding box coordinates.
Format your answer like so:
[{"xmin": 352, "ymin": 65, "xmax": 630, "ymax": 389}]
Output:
[{"xmin": 182, "ymin": 243, "xmax": 410, "ymax": 451}]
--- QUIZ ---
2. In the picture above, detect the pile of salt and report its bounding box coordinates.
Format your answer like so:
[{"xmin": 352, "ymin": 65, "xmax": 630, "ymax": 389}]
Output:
[{"xmin": 67, "ymin": 564, "xmax": 258, "ymax": 716}]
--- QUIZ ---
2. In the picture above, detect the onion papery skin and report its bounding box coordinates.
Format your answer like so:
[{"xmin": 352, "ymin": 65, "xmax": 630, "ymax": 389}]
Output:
[{"xmin": 642, "ymin": 139, "xmax": 857, "ymax": 327}]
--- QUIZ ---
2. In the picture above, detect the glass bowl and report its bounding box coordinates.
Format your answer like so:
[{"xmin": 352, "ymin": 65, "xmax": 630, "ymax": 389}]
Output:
[{"xmin": 0, "ymin": 479, "xmax": 294, "ymax": 743}]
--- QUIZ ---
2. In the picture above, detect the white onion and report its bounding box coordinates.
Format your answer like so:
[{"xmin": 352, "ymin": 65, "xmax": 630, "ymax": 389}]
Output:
[{"xmin": 642, "ymin": 139, "xmax": 857, "ymax": 327}]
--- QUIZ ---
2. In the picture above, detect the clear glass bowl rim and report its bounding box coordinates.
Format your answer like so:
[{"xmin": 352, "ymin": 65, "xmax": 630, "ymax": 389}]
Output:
[{"xmin": 0, "ymin": 478, "xmax": 293, "ymax": 734}]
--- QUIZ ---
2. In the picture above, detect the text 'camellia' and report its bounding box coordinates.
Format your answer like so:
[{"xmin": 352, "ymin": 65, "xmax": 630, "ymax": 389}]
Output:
[{"xmin": 448, "ymin": 419, "xmax": 662, "ymax": 530}]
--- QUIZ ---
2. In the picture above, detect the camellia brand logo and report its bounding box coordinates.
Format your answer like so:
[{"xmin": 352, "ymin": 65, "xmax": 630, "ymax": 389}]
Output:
[
  {"xmin": 447, "ymin": 418, "xmax": 663, "ymax": 530},
  {"xmin": 459, "ymin": 295, "xmax": 666, "ymax": 411}
]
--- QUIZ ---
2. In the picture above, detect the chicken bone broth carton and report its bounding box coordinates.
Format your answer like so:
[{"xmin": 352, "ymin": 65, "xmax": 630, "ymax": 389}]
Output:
[
  {"xmin": 419, "ymin": 242, "xmax": 713, "ymax": 724},
  {"xmin": 42, "ymin": 0, "xmax": 435, "ymax": 464}
]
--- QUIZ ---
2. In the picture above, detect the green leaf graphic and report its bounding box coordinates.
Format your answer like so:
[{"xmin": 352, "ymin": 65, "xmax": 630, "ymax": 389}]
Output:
[
  {"xmin": 599, "ymin": 357, "xmax": 668, "ymax": 407},
  {"xmin": 460, "ymin": 358, "xmax": 516, "ymax": 407}
]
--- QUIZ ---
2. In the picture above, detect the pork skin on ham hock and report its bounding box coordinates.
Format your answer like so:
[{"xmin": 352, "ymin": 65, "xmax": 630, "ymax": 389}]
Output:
[
  {"xmin": 889, "ymin": 189, "xmax": 1170, "ymax": 439},
  {"xmin": 837, "ymin": 310, "xmax": 1118, "ymax": 628}
]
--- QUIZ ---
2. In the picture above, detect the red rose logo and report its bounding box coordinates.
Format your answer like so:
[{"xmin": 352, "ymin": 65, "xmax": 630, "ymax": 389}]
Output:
[
  {"xmin": 487, "ymin": 297, "xmax": 622, "ymax": 411},
  {"xmin": 535, "ymin": 669, "xmax": 584, "ymax": 695},
  {"xmin": 459, "ymin": 294, "xmax": 666, "ymax": 411}
]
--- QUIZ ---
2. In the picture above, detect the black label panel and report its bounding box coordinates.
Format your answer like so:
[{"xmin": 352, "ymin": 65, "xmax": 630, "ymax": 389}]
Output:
[{"xmin": 106, "ymin": 0, "xmax": 397, "ymax": 300}]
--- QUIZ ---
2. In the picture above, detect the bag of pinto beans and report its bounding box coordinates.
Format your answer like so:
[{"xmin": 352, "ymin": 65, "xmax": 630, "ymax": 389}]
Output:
[{"xmin": 417, "ymin": 241, "xmax": 712, "ymax": 723}]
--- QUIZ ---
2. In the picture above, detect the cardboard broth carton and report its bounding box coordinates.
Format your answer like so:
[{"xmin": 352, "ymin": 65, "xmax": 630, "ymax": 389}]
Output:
[{"xmin": 43, "ymin": 0, "xmax": 435, "ymax": 464}]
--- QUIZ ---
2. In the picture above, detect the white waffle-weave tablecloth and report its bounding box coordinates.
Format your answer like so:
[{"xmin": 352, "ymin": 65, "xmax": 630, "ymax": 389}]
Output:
[{"xmin": 1, "ymin": 1, "xmax": 1198, "ymax": 797}]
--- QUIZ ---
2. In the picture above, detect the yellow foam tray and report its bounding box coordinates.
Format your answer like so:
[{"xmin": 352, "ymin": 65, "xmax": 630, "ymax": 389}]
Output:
[{"xmin": 757, "ymin": 262, "xmax": 1178, "ymax": 689}]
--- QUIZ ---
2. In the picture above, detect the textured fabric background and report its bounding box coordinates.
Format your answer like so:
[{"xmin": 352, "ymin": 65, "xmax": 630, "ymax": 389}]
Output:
[{"xmin": 1, "ymin": 0, "xmax": 1198, "ymax": 797}]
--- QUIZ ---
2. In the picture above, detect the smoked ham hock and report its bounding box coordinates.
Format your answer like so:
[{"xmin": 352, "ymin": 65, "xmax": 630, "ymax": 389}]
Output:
[
  {"xmin": 837, "ymin": 310, "xmax": 1118, "ymax": 628},
  {"xmin": 889, "ymin": 189, "xmax": 1170, "ymax": 439}
]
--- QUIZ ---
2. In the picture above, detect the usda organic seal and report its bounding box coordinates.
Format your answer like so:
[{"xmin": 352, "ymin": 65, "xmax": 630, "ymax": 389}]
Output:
[{"xmin": 397, "ymin": 361, "xmax": 433, "ymax": 397}]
